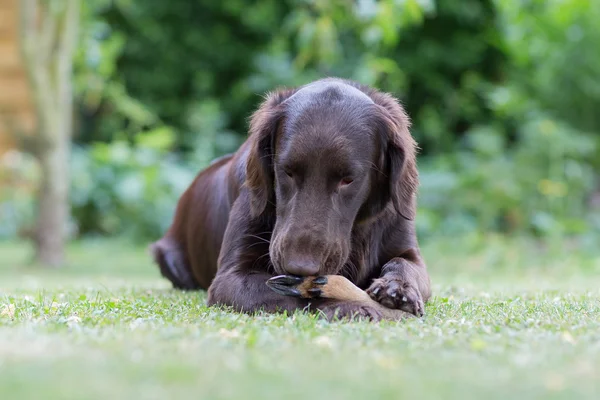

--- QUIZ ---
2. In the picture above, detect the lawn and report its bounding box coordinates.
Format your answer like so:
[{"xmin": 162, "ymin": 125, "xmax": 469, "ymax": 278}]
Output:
[{"xmin": 1, "ymin": 236, "xmax": 599, "ymax": 400}]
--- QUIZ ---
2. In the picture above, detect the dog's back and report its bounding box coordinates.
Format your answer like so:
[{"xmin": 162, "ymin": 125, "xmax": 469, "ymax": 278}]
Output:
[{"xmin": 151, "ymin": 151, "xmax": 240, "ymax": 290}]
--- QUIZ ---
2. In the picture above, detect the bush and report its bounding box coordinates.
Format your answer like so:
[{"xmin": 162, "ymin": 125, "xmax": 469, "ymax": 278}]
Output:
[
  {"xmin": 3, "ymin": 0, "xmax": 599, "ymax": 242},
  {"xmin": 70, "ymin": 129, "xmax": 196, "ymax": 240},
  {"xmin": 417, "ymin": 116, "xmax": 598, "ymax": 238},
  {"xmin": 0, "ymin": 131, "xmax": 196, "ymax": 241},
  {"xmin": 0, "ymin": 151, "xmax": 38, "ymax": 239}
]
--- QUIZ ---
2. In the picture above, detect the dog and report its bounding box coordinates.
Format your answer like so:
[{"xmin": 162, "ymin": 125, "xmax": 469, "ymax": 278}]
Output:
[{"xmin": 151, "ymin": 77, "xmax": 431, "ymax": 321}]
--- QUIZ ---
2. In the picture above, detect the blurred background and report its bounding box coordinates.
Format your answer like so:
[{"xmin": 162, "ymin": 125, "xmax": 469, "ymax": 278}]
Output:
[{"xmin": 0, "ymin": 0, "xmax": 599, "ymax": 267}]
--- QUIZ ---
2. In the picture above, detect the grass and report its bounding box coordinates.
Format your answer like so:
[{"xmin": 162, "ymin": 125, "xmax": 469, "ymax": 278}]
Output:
[{"xmin": 1, "ymin": 236, "xmax": 599, "ymax": 399}]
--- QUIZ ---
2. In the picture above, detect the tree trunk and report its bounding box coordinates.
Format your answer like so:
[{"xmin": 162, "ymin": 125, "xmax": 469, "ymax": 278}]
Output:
[
  {"xmin": 35, "ymin": 139, "xmax": 70, "ymax": 266},
  {"xmin": 12, "ymin": 0, "xmax": 81, "ymax": 267}
]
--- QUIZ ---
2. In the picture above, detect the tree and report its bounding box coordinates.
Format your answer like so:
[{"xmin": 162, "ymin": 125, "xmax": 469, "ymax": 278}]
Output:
[{"xmin": 12, "ymin": 0, "xmax": 80, "ymax": 266}]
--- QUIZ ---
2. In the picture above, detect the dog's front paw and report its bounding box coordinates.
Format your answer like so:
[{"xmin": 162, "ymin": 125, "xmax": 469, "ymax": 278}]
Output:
[{"xmin": 366, "ymin": 276, "xmax": 424, "ymax": 317}]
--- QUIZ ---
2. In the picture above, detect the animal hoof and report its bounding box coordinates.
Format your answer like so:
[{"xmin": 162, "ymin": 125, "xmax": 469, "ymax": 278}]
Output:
[
  {"xmin": 267, "ymin": 275, "xmax": 305, "ymax": 286},
  {"xmin": 266, "ymin": 275, "xmax": 327, "ymax": 298}
]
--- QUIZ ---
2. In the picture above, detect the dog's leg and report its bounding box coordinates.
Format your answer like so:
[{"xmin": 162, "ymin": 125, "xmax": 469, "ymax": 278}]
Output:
[
  {"xmin": 207, "ymin": 270, "xmax": 312, "ymax": 314},
  {"xmin": 366, "ymin": 248, "xmax": 431, "ymax": 317},
  {"xmin": 150, "ymin": 237, "xmax": 199, "ymax": 290}
]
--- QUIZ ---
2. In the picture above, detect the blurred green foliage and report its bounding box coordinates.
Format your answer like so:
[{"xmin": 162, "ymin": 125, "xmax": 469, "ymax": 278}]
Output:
[
  {"xmin": 70, "ymin": 128, "xmax": 195, "ymax": 238},
  {"xmin": 1, "ymin": 0, "xmax": 599, "ymax": 242}
]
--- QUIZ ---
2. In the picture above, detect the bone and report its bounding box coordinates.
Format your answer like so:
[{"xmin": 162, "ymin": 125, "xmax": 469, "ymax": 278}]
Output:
[{"xmin": 266, "ymin": 274, "xmax": 412, "ymax": 321}]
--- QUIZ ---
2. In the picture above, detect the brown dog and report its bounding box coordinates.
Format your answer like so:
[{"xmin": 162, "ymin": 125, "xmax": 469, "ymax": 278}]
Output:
[{"xmin": 151, "ymin": 77, "xmax": 431, "ymax": 321}]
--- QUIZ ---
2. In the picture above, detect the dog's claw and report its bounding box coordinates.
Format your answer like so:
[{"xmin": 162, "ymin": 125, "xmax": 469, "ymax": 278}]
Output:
[{"xmin": 307, "ymin": 288, "xmax": 322, "ymax": 297}]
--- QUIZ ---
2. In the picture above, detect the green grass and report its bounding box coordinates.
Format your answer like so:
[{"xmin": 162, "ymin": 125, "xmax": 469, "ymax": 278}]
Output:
[{"xmin": 1, "ymin": 237, "xmax": 599, "ymax": 399}]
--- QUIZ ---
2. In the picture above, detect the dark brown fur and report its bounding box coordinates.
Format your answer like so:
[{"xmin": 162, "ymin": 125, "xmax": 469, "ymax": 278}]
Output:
[{"xmin": 151, "ymin": 78, "xmax": 431, "ymax": 321}]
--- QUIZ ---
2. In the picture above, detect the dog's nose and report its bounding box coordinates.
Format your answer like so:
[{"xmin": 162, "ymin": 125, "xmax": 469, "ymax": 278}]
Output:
[{"xmin": 284, "ymin": 257, "xmax": 320, "ymax": 276}]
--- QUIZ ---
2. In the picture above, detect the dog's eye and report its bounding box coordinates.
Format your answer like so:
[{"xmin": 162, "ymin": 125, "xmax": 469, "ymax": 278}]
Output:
[
  {"xmin": 339, "ymin": 177, "xmax": 354, "ymax": 187},
  {"xmin": 284, "ymin": 169, "xmax": 294, "ymax": 179}
]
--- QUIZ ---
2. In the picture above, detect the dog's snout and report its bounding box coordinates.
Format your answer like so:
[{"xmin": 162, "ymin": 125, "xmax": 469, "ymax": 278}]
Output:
[
  {"xmin": 281, "ymin": 232, "xmax": 325, "ymax": 276},
  {"xmin": 272, "ymin": 229, "xmax": 349, "ymax": 276},
  {"xmin": 284, "ymin": 256, "xmax": 320, "ymax": 276}
]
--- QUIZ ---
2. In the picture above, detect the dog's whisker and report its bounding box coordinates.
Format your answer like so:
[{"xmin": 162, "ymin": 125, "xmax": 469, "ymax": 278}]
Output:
[
  {"xmin": 251, "ymin": 251, "xmax": 272, "ymax": 270},
  {"xmin": 259, "ymin": 153, "xmax": 275, "ymax": 161},
  {"xmin": 368, "ymin": 161, "xmax": 387, "ymax": 176},
  {"xmin": 243, "ymin": 234, "xmax": 271, "ymax": 244},
  {"xmin": 342, "ymin": 259, "xmax": 360, "ymax": 283}
]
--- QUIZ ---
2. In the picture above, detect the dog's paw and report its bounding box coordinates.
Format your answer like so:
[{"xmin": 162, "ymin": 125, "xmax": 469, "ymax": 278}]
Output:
[
  {"xmin": 319, "ymin": 301, "xmax": 383, "ymax": 322},
  {"xmin": 366, "ymin": 276, "xmax": 424, "ymax": 317}
]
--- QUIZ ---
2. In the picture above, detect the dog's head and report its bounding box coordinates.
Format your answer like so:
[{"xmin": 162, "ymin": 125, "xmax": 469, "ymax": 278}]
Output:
[{"xmin": 246, "ymin": 78, "xmax": 418, "ymax": 276}]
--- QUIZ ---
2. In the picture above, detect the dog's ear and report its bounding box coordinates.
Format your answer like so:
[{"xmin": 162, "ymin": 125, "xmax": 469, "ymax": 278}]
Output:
[
  {"xmin": 372, "ymin": 93, "xmax": 419, "ymax": 221},
  {"xmin": 246, "ymin": 88, "xmax": 296, "ymax": 218}
]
